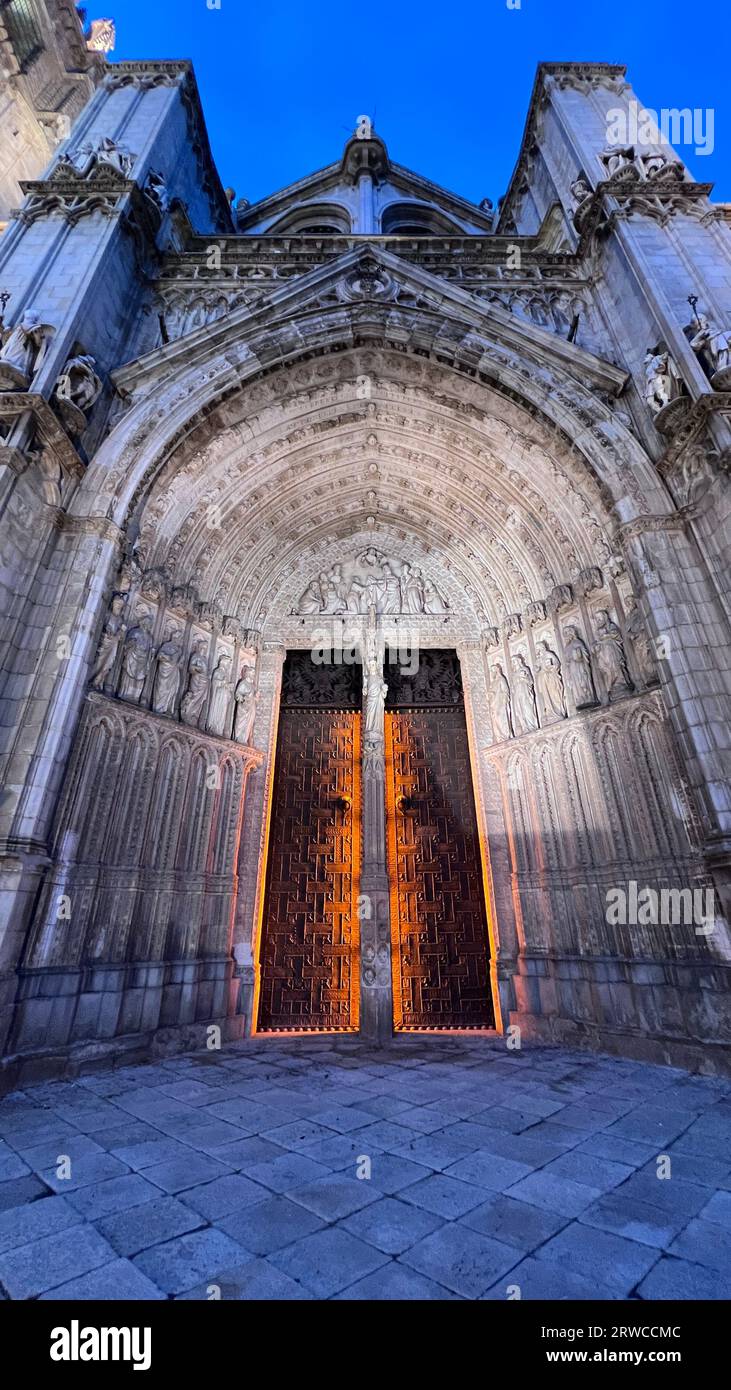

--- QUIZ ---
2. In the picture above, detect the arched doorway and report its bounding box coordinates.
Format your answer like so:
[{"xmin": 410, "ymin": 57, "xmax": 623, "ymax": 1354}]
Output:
[{"xmin": 8, "ymin": 269, "xmax": 727, "ymax": 1071}]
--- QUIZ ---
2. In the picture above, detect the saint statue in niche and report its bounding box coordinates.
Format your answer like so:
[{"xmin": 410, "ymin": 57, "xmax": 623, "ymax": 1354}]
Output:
[
  {"xmin": 206, "ymin": 653, "xmax": 233, "ymax": 737},
  {"xmin": 535, "ymin": 640, "xmax": 567, "ymax": 721},
  {"xmin": 624, "ymin": 596, "xmax": 659, "ymax": 687},
  {"xmin": 90, "ymin": 594, "xmax": 126, "ymax": 691},
  {"xmin": 152, "ymin": 626, "xmax": 183, "ymax": 717},
  {"xmin": 488, "ymin": 662, "xmax": 514, "ymax": 742},
  {"xmin": 512, "ymin": 653, "xmax": 539, "ymax": 733},
  {"xmin": 594, "ymin": 609, "xmax": 633, "ymax": 699},
  {"xmin": 563, "ymin": 625, "xmax": 598, "ymax": 708},
  {"xmin": 233, "ymin": 665, "xmax": 258, "ymax": 745},
  {"xmin": 117, "ymin": 612, "xmax": 154, "ymax": 704},
  {"xmin": 180, "ymin": 637, "xmax": 210, "ymax": 727}
]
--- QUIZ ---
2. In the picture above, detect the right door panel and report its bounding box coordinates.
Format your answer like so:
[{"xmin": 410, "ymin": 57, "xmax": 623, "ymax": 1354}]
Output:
[{"xmin": 385, "ymin": 693, "xmax": 494, "ymax": 1031}]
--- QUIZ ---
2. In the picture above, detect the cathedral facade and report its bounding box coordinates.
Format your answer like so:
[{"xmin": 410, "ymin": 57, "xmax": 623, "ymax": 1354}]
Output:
[{"xmin": 1, "ymin": 16, "xmax": 730, "ymax": 1083}]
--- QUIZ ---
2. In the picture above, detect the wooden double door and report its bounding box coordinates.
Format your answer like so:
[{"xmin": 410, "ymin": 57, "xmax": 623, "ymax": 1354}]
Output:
[{"xmin": 256, "ymin": 651, "xmax": 493, "ymax": 1032}]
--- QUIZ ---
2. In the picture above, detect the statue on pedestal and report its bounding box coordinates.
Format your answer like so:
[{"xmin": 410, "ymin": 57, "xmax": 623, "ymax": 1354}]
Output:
[
  {"xmin": 54, "ymin": 354, "xmax": 103, "ymax": 434},
  {"xmin": 594, "ymin": 609, "xmax": 633, "ymax": 699},
  {"xmin": 488, "ymin": 663, "xmax": 514, "ymax": 742},
  {"xmin": 512, "ymin": 653, "xmax": 539, "ymax": 733},
  {"xmin": 0, "ymin": 309, "xmax": 54, "ymax": 390},
  {"xmin": 563, "ymin": 625, "xmax": 598, "ymax": 708},
  {"xmin": 90, "ymin": 595, "xmax": 126, "ymax": 691},
  {"xmin": 233, "ymin": 665, "xmax": 258, "ymax": 745},
  {"xmin": 180, "ymin": 638, "xmax": 210, "ymax": 728},
  {"xmin": 535, "ymin": 641, "xmax": 567, "ymax": 722},
  {"xmin": 118, "ymin": 613, "xmax": 154, "ymax": 704},
  {"xmin": 624, "ymin": 596, "xmax": 659, "ymax": 687},
  {"xmin": 206, "ymin": 653, "xmax": 233, "ymax": 737},
  {"xmin": 152, "ymin": 626, "xmax": 183, "ymax": 716}
]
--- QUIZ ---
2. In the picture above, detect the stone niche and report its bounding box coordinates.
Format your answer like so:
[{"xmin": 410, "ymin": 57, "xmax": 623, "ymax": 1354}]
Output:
[{"xmin": 9, "ymin": 693, "xmax": 262, "ymax": 1067}]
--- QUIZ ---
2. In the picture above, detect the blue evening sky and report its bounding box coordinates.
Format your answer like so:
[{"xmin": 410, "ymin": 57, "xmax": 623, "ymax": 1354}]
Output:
[{"xmin": 104, "ymin": 0, "xmax": 730, "ymax": 208}]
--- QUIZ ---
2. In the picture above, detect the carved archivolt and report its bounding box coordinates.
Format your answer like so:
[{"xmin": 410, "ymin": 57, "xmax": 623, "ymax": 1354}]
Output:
[{"xmin": 103, "ymin": 348, "xmax": 630, "ymax": 634}]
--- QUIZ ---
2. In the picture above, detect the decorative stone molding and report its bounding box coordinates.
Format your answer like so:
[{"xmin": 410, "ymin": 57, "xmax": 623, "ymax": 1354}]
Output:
[
  {"xmin": 547, "ymin": 583, "xmax": 573, "ymax": 615},
  {"xmin": 576, "ymin": 565, "xmax": 604, "ymax": 597},
  {"xmin": 525, "ymin": 600, "xmax": 547, "ymax": 627},
  {"xmin": 502, "ymin": 613, "xmax": 522, "ymax": 640}
]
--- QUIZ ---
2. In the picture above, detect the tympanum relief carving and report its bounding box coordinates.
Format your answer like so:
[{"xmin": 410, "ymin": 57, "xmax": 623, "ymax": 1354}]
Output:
[{"xmin": 295, "ymin": 548, "xmax": 450, "ymax": 616}]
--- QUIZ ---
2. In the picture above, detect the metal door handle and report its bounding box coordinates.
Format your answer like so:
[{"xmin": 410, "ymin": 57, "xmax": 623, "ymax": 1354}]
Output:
[
  {"xmin": 335, "ymin": 794, "xmax": 351, "ymax": 815},
  {"xmin": 396, "ymin": 794, "xmax": 414, "ymax": 814}
]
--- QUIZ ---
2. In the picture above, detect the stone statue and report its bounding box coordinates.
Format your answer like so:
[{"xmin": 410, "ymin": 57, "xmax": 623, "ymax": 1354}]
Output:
[
  {"xmin": 563, "ymin": 625, "xmax": 597, "ymax": 708},
  {"xmin": 152, "ymin": 626, "xmax": 183, "ymax": 716},
  {"xmin": 602, "ymin": 146, "xmax": 635, "ymax": 177},
  {"xmin": 62, "ymin": 135, "xmax": 133, "ymax": 178},
  {"xmin": 317, "ymin": 567, "xmax": 346, "ymax": 614},
  {"xmin": 400, "ymin": 562, "xmax": 425, "ymax": 614},
  {"xmin": 54, "ymin": 354, "xmax": 103, "ymax": 433},
  {"xmin": 512, "ymin": 653, "xmax": 539, "ymax": 734},
  {"xmin": 346, "ymin": 576, "xmax": 367, "ymax": 613},
  {"xmin": 535, "ymin": 640, "xmax": 567, "ymax": 721},
  {"xmin": 643, "ymin": 347, "xmax": 683, "ymax": 415},
  {"xmin": 298, "ymin": 578, "xmax": 323, "ymax": 614},
  {"xmin": 364, "ymin": 669, "xmax": 388, "ymax": 739},
  {"xmin": 118, "ymin": 613, "xmax": 154, "ymax": 704},
  {"xmin": 594, "ymin": 609, "xmax": 633, "ymax": 699},
  {"xmin": 380, "ymin": 562, "xmax": 401, "ymax": 615},
  {"xmin": 569, "ymin": 175, "xmax": 593, "ymax": 227},
  {"xmin": 423, "ymin": 579, "xmax": 449, "ymax": 614},
  {"xmin": 180, "ymin": 638, "xmax": 210, "ymax": 727},
  {"xmin": 93, "ymin": 134, "xmax": 132, "ymax": 175},
  {"xmin": 145, "ymin": 169, "xmax": 170, "ymax": 216},
  {"xmin": 233, "ymin": 665, "xmax": 258, "ymax": 745},
  {"xmin": 569, "ymin": 175, "xmax": 592, "ymax": 206},
  {"xmin": 297, "ymin": 554, "xmax": 449, "ymax": 617},
  {"xmin": 488, "ymin": 663, "xmax": 514, "ymax": 742},
  {"xmin": 624, "ymin": 596, "xmax": 659, "ymax": 687},
  {"xmin": 689, "ymin": 313, "xmax": 731, "ymax": 389},
  {"xmin": 90, "ymin": 594, "xmax": 126, "ymax": 691},
  {"xmin": 206, "ymin": 653, "xmax": 233, "ymax": 737},
  {"xmin": 0, "ymin": 309, "xmax": 54, "ymax": 389}
]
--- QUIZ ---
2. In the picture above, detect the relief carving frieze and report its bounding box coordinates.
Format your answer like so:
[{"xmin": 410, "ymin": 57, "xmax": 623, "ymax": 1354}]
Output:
[{"xmin": 293, "ymin": 547, "xmax": 450, "ymax": 616}]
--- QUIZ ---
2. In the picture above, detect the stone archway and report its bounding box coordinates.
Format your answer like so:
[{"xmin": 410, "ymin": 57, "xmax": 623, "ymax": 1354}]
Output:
[{"xmin": 4, "ymin": 276, "xmax": 730, "ymax": 1073}]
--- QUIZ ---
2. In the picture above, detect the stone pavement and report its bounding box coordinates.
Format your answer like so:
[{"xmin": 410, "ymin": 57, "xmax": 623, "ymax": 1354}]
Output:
[{"xmin": 0, "ymin": 1037, "xmax": 730, "ymax": 1301}]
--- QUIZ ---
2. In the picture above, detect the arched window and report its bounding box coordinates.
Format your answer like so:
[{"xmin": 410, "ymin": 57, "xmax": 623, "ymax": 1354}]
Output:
[
  {"xmin": 380, "ymin": 203, "xmax": 463, "ymax": 236},
  {"xmin": 267, "ymin": 205, "xmax": 351, "ymax": 235}
]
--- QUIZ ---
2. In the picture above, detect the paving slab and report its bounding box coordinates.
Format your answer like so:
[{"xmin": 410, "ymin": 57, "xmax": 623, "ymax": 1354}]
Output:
[
  {"xmin": 218, "ymin": 1194, "xmax": 325, "ymax": 1255},
  {"xmin": 0, "ymin": 1036, "xmax": 727, "ymax": 1301},
  {"xmin": 96, "ymin": 1195, "xmax": 204, "ymax": 1257},
  {"xmin": 269, "ymin": 1226, "xmax": 389, "ymax": 1297}
]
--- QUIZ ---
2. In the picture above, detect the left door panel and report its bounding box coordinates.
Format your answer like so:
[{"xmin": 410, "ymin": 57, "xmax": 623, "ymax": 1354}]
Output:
[{"xmin": 257, "ymin": 703, "xmax": 361, "ymax": 1031}]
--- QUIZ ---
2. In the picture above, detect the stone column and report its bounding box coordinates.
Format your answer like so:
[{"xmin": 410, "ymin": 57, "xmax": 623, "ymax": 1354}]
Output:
[{"xmin": 359, "ymin": 613, "xmax": 393, "ymax": 1042}]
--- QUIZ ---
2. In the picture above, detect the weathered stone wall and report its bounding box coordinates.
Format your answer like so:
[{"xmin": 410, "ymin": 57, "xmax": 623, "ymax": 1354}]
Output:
[
  {"xmin": 6, "ymin": 692, "xmax": 261, "ymax": 1074},
  {"xmin": 482, "ymin": 691, "xmax": 728, "ymax": 1070}
]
